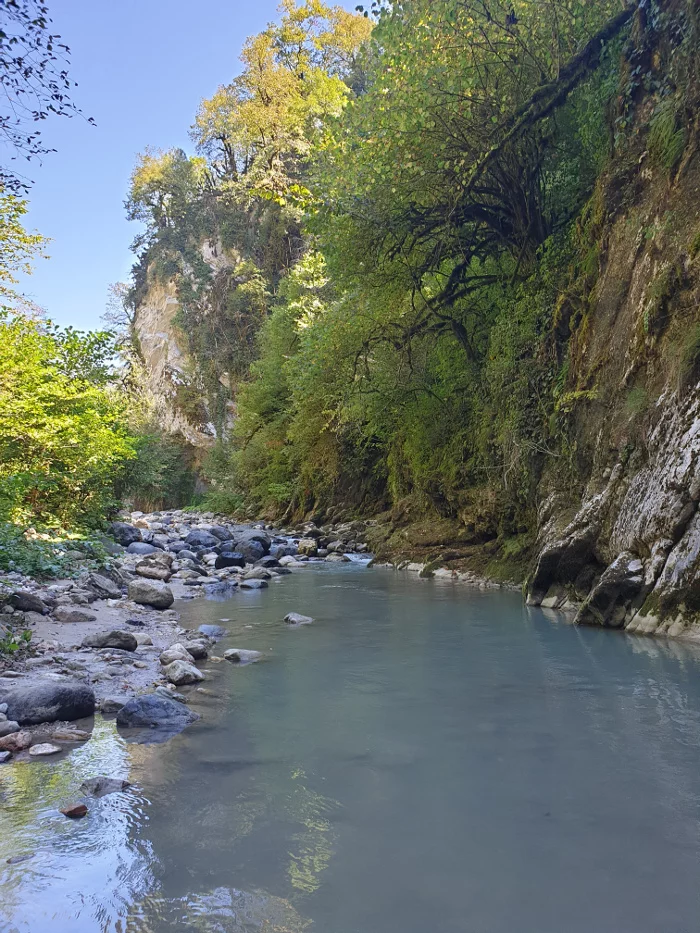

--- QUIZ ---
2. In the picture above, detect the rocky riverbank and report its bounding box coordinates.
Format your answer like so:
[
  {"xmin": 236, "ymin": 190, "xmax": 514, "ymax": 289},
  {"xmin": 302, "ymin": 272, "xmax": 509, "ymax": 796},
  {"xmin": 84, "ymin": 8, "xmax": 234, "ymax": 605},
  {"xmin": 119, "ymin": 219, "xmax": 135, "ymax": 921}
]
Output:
[{"xmin": 0, "ymin": 511, "xmax": 372, "ymax": 769}]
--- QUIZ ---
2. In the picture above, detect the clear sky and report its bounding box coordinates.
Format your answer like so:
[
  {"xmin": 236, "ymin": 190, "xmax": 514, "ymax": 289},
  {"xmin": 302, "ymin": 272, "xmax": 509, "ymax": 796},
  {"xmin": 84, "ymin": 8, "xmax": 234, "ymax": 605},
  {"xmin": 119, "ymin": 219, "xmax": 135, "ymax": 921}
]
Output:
[{"xmin": 14, "ymin": 0, "xmax": 286, "ymax": 330}]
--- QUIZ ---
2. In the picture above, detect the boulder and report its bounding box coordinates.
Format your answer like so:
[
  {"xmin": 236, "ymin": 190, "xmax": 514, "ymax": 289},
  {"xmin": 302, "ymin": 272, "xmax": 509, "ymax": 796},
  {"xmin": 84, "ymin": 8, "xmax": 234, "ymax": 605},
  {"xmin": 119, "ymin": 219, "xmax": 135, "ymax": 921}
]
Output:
[
  {"xmin": 0, "ymin": 680, "xmax": 95, "ymax": 725},
  {"xmin": 80, "ymin": 776, "xmax": 130, "ymax": 797},
  {"xmin": 110, "ymin": 522, "xmax": 142, "ymax": 546},
  {"xmin": 215, "ymin": 552, "xmax": 246, "ymax": 569},
  {"xmin": 126, "ymin": 542, "xmax": 159, "ymax": 556},
  {"xmin": 270, "ymin": 544, "xmax": 297, "ymax": 559},
  {"xmin": 178, "ymin": 549, "xmax": 199, "ymax": 562},
  {"xmin": 168, "ymin": 541, "xmax": 188, "ymax": 553},
  {"xmin": 240, "ymin": 579, "xmax": 268, "ymax": 590},
  {"xmin": 199, "ymin": 624, "xmax": 227, "ymax": 638},
  {"xmin": 208, "ymin": 525, "xmax": 234, "ymax": 541},
  {"xmin": 135, "ymin": 562, "xmax": 172, "ymax": 582},
  {"xmin": 116, "ymin": 693, "xmax": 200, "ymax": 742},
  {"xmin": 10, "ymin": 591, "xmax": 47, "ymax": 614},
  {"xmin": 258, "ymin": 555, "xmax": 280, "ymax": 568},
  {"xmin": 53, "ymin": 606, "xmax": 97, "ymax": 624},
  {"xmin": 185, "ymin": 529, "xmax": 220, "ymax": 550},
  {"xmin": 159, "ymin": 644, "xmax": 194, "ymax": 666},
  {"xmin": 236, "ymin": 540, "xmax": 265, "ymax": 563},
  {"xmin": 82, "ymin": 630, "xmax": 138, "ymax": 651},
  {"xmin": 128, "ymin": 579, "xmax": 174, "ymax": 610},
  {"xmin": 224, "ymin": 648, "xmax": 262, "ymax": 664},
  {"xmin": 184, "ymin": 641, "xmax": 208, "ymax": 660},
  {"xmin": 234, "ymin": 529, "xmax": 272, "ymax": 555},
  {"xmin": 297, "ymin": 538, "xmax": 319, "ymax": 557},
  {"xmin": 88, "ymin": 574, "xmax": 123, "ymax": 600},
  {"xmin": 284, "ymin": 612, "xmax": 314, "ymax": 626},
  {"xmin": 163, "ymin": 659, "xmax": 204, "ymax": 686}
]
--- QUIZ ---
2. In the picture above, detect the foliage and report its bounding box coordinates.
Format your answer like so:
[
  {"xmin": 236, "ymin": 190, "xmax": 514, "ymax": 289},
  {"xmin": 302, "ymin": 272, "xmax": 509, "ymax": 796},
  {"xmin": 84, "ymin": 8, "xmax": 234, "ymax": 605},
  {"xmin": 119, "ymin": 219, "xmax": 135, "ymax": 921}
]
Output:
[
  {"xmin": 118, "ymin": 432, "xmax": 196, "ymax": 512},
  {"xmin": 0, "ymin": 192, "xmax": 46, "ymax": 308},
  {"xmin": 0, "ymin": 0, "xmax": 92, "ymax": 192},
  {"xmin": 0, "ymin": 312, "xmax": 135, "ymax": 527}
]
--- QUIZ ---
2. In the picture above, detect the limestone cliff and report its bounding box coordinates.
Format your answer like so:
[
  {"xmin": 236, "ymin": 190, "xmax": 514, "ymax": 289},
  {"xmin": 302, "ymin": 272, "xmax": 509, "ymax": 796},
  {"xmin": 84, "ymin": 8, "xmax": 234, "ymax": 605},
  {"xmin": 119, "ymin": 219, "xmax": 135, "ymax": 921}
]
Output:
[{"xmin": 528, "ymin": 147, "xmax": 700, "ymax": 637}]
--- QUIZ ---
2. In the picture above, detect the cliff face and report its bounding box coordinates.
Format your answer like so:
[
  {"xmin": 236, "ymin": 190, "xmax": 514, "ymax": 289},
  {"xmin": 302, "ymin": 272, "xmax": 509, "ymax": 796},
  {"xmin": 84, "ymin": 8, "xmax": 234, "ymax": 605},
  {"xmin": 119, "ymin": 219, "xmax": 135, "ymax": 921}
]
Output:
[
  {"xmin": 528, "ymin": 150, "xmax": 700, "ymax": 636},
  {"xmin": 133, "ymin": 241, "xmax": 238, "ymax": 449}
]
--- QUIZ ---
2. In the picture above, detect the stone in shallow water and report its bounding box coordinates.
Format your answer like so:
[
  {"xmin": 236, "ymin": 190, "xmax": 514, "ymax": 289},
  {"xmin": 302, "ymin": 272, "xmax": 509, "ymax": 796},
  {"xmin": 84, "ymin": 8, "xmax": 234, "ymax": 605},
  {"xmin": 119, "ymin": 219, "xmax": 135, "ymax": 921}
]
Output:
[
  {"xmin": 284, "ymin": 612, "xmax": 314, "ymax": 626},
  {"xmin": 116, "ymin": 693, "xmax": 200, "ymax": 744},
  {"xmin": 163, "ymin": 660, "xmax": 204, "ymax": 686},
  {"xmin": 199, "ymin": 624, "xmax": 227, "ymax": 638},
  {"xmin": 80, "ymin": 776, "xmax": 130, "ymax": 797},
  {"xmin": 60, "ymin": 803, "xmax": 88, "ymax": 818},
  {"xmin": 0, "ymin": 680, "xmax": 95, "ymax": 725},
  {"xmin": 240, "ymin": 579, "xmax": 268, "ymax": 590},
  {"xmin": 224, "ymin": 649, "xmax": 262, "ymax": 664},
  {"xmin": 160, "ymin": 644, "xmax": 194, "ymax": 666},
  {"xmin": 29, "ymin": 743, "xmax": 61, "ymax": 757}
]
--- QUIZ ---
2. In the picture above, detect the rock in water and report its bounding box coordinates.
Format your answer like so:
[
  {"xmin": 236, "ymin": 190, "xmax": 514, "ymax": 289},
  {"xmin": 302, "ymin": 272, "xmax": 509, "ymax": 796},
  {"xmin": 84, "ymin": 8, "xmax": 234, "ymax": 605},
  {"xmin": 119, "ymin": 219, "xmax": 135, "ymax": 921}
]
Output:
[
  {"xmin": 284, "ymin": 612, "xmax": 314, "ymax": 626},
  {"xmin": 128, "ymin": 579, "xmax": 174, "ymax": 610},
  {"xmin": 80, "ymin": 776, "xmax": 130, "ymax": 797},
  {"xmin": 29, "ymin": 743, "xmax": 61, "ymax": 757},
  {"xmin": 116, "ymin": 693, "xmax": 200, "ymax": 743},
  {"xmin": 240, "ymin": 579, "xmax": 268, "ymax": 590},
  {"xmin": 224, "ymin": 648, "xmax": 262, "ymax": 664},
  {"xmin": 82, "ymin": 630, "xmax": 138, "ymax": 651},
  {"xmin": 163, "ymin": 660, "xmax": 204, "ymax": 686},
  {"xmin": 159, "ymin": 644, "xmax": 195, "ymax": 666},
  {"xmin": 0, "ymin": 680, "xmax": 95, "ymax": 725},
  {"xmin": 61, "ymin": 803, "xmax": 88, "ymax": 818},
  {"xmin": 184, "ymin": 641, "xmax": 208, "ymax": 660},
  {"xmin": 297, "ymin": 538, "xmax": 319, "ymax": 557}
]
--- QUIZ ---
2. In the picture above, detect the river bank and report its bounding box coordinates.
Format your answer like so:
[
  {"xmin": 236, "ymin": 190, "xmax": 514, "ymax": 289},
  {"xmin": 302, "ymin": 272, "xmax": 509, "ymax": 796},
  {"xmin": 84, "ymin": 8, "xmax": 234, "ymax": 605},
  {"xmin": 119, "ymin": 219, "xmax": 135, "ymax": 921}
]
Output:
[{"xmin": 0, "ymin": 511, "xmax": 373, "ymax": 766}]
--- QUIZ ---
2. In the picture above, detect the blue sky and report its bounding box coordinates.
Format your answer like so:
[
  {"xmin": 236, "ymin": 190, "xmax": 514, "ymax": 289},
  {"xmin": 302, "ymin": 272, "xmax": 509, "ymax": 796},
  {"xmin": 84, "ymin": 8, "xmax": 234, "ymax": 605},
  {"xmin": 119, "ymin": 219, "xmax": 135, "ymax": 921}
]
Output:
[{"xmin": 14, "ymin": 0, "xmax": 287, "ymax": 329}]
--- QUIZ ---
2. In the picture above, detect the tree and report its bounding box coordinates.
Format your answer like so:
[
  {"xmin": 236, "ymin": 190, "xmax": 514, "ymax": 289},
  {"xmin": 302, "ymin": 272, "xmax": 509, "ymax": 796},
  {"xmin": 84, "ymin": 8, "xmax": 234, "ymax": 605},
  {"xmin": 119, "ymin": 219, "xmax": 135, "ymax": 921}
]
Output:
[
  {"xmin": 0, "ymin": 190, "xmax": 46, "ymax": 309},
  {"xmin": 0, "ymin": 0, "xmax": 91, "ymax": 192}
]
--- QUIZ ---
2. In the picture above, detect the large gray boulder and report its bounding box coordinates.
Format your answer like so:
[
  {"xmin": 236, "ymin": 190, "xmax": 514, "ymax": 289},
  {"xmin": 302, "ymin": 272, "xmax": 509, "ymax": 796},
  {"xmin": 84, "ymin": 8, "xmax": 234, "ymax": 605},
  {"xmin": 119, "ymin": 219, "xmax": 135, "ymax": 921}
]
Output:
[
  {"xmin": 128, "ymin": 579, "xmax": 174, "ymax": 610},
  {"xmin": 163, "ymin": 659, "xmax": 204, "ymax": 686},
  {"xmin": 88, "ymin": 573, "xmax": 123, "ymax": 600},
  {"xmin": 10, "ymin": 591, "xmax": 47, "ymax": 614},
  {"xmin": 110, "ymin": 522, "xmax": 142, "ymax": 546},
  {"xmin": 116, "ymin": 693, "xmax": 200, "ymax": 743},
  {"xmin": 208, "ymin": 525, "xmax": 234, "ymax": 541},
  {"xmin": 185, "ymin": 529, "xmax": 220, "ymax": 549},
  {"xmin": 215, "ymin": 551, "xmax": 245, "ymax": 569},
  {"xmin": 0, "ymin": 680, "xmax": 95, "ymax": 725},
  {"xmin": 236, "ymin": 540, "xmax": 265, "ymax": 563},
  {"xmin": 126, "ymin": 541, "xmax": 159, "ymax": 556},
  {"xmin": 235, "ymin": 530, "xmax": 271, "ymax": 556},
  {"xmin": 82, "ymin": 630, "xmax": 138, "ymax": 651}
]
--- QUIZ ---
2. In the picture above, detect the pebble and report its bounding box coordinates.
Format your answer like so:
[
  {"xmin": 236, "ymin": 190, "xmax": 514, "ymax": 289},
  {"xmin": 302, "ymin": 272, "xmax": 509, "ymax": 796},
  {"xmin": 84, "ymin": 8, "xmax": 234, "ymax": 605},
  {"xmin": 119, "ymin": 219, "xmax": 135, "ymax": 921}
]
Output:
[
  {"xmin": 28, "ymin": 743, "xmax": 62, "ymax": 757},
  {"xmin": 0, "ymin": 751, "xmax": 11, "ymax": 763}
]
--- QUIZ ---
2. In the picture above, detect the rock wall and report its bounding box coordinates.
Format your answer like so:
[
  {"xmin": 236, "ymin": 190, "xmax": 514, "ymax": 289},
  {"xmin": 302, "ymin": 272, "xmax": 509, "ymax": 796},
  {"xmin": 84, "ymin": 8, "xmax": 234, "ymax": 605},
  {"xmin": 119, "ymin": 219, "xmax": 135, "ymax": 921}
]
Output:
[{"xmin": 527, "ymin": 152, "xmax": 700, "ymax": 638}]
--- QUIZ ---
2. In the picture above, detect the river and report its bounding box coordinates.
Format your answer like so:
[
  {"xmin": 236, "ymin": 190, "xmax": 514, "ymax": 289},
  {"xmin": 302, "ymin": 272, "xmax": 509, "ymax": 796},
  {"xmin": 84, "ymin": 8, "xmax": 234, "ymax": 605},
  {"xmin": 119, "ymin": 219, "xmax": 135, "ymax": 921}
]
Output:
[{"xmin": 1, "ymin": 562, "xmax": 700, "ymax": 932}]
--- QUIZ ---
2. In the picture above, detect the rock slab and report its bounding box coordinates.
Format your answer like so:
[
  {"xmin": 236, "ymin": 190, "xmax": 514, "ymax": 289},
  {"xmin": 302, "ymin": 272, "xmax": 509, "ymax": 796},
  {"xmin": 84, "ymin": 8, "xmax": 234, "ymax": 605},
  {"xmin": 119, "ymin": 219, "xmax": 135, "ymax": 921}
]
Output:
[{"xmin": 0, "ymin": 680, "xmax": 95, "ymax": 725}]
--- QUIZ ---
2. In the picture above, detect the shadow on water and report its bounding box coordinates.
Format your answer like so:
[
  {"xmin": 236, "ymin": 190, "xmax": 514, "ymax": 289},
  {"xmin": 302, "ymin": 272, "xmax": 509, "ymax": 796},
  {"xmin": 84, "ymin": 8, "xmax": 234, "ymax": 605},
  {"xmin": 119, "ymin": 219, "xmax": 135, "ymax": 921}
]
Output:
[{"xmin": 3, "ymin": 565, "xmax": 700, "ymax": 931}]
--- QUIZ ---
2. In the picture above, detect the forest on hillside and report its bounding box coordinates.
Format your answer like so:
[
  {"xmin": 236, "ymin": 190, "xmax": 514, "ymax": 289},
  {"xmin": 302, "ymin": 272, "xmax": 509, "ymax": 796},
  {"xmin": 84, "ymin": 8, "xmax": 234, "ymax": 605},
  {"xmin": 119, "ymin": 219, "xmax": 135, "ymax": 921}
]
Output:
[{"xmin": 1, "ymin": 0, "xmax": 698, "ymax": 578}]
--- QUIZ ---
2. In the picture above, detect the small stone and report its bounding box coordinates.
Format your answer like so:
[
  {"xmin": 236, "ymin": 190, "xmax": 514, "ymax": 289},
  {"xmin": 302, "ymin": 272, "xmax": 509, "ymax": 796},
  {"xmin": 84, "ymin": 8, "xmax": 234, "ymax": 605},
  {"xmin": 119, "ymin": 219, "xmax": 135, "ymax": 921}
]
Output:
[
  {"xmin": 100, "ymin": 697, "xmax": 126, "ymax": 714},
  {"xmin": 184, "ymin": 641, "xmax": 208, "ymax": 660},
  {"xmin": 0, "ymin": 731, "xmax": 31, "ymax": 752},
  {"xmin": 28, "ymin": 743, "xmax": 62, "ymax": 757},
  {"xmin": 0, "ymin": 721, "xmax": 19, "ymax": 738},
  {"xmin": 61, "ymin": 803, "xmax": 88, "ymax": 818},
  {"xmin": 0, "ymin": 751, "xmax": 11, "ymax": 763},
  {"xmin": 155, "ymin": 685, "xmax": 187, "ymax": 703},
  {"xmin": 0, "ymin": 703, "xmax": 7, "ymax": 714},
  {"xmin": 284, "ymin": 612, "xmax": 314, "ymax": 626}
]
